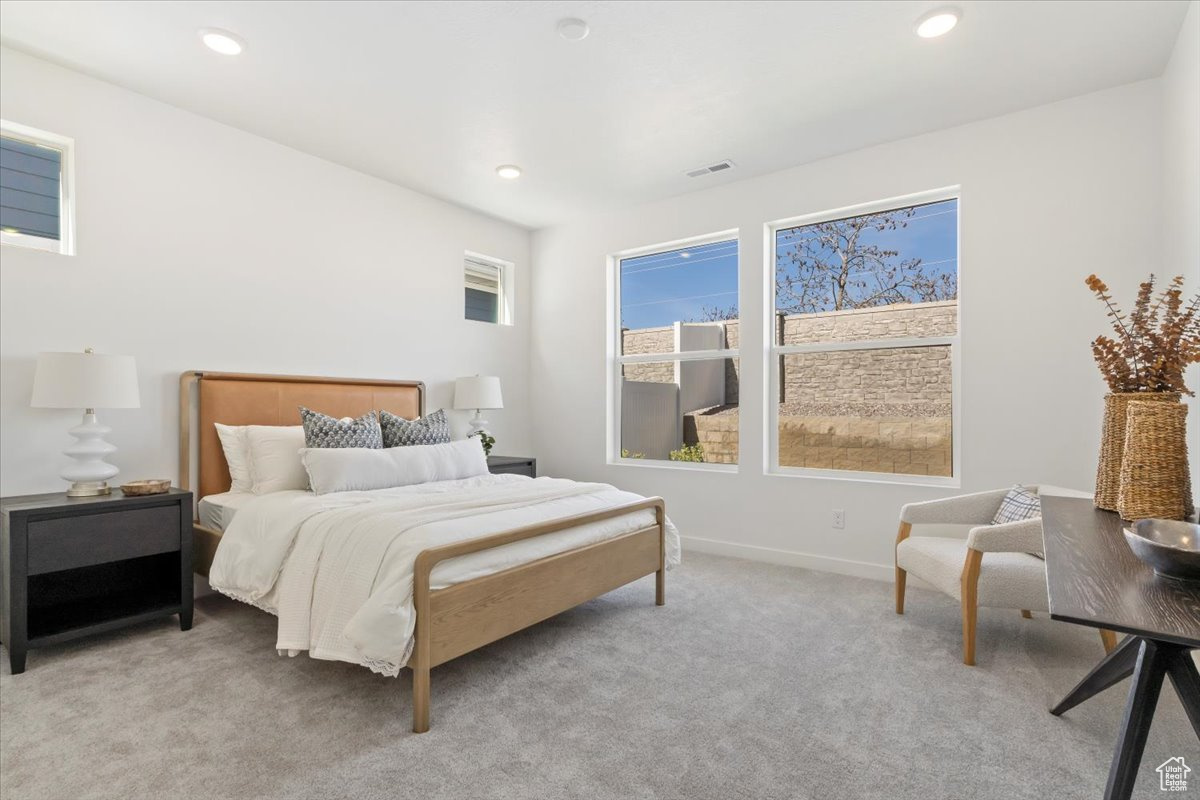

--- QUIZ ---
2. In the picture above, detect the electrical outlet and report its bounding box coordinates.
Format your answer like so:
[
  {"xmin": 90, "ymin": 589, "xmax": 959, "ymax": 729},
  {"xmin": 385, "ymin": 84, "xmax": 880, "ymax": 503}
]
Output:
[{"xmin": 832, "ymin": 509, "xmax": 845, "ymax": 530}]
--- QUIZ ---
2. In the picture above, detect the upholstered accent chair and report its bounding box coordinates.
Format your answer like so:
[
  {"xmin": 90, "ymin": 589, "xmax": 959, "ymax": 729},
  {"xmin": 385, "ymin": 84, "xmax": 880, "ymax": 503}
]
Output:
[{"xmin": 894, "ymin": 487, "xmax": 1116, "ymax": 665}]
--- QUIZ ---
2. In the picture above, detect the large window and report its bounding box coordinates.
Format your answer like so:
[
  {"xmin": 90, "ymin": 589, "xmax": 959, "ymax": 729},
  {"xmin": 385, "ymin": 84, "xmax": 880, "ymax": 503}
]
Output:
[
  {"xmin": 611, "ymin": 232, "xmax": 739, "ymax": 468},
  {"xmin": 0, "ymin": 120, "xmax": 74, "ymax": 256},
  {"xmin": 768, "ymin": 191, "xmax": 959, "ymax": 483},
  {"xmin": 464, "ymin": 252, "xmax": 512, "ymax": 325}
]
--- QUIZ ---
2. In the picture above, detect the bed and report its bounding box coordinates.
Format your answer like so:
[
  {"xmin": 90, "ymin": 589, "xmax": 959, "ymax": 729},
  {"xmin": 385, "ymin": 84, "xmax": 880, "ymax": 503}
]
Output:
[{"xmin": 178, "ymin": 371, "xmax": 676, "ymax": 732}]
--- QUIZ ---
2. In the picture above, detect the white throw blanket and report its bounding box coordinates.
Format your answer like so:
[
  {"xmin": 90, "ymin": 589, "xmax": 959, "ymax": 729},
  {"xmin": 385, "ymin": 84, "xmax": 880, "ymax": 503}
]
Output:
[{"xmin": 209, "ymin": 474, "xmax": 681, "ymax": 675}]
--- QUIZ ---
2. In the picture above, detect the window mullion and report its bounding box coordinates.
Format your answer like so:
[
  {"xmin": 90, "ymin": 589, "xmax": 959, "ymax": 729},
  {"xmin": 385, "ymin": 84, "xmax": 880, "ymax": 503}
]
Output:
[{"xmin": 618, "ymin": 348, "xmax": 739, "ymax": 365}]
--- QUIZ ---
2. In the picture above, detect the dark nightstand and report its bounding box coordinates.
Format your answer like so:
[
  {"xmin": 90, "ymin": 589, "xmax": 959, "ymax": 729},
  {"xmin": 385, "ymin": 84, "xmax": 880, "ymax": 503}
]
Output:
[
  {"xmin": 0, "ymin": 488, "xmax": 193, "ymax": 674},
  {"xmin": 487, "ymin": 455, "xmax": 537, "ymax": 478}
]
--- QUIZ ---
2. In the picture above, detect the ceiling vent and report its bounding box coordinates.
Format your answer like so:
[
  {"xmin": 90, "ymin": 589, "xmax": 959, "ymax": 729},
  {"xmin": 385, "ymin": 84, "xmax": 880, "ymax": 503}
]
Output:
[{"xmin": 685, "ymin": 159, "xmax": 735, "ymax": 178}]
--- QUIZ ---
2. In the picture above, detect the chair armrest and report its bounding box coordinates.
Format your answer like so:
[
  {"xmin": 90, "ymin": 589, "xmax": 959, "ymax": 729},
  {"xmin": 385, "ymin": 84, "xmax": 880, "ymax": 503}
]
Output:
[
  {"xmin": 900, "ymin": 488, "xmax": 1011, "ymax": 526},
  {"xmin": 965, "ymin": 517, "xmax": 1044, "ymax": 555}
]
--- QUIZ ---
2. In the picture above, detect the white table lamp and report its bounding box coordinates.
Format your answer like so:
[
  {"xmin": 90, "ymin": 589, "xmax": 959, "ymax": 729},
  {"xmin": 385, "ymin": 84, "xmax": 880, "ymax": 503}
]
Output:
[
  {"xmin": 453, "ymin": 375, "xmax": 503, "ymax": 435},
  {"xmin": 31, "ymin": 349, "xmax": 140, "ymax": 497}
]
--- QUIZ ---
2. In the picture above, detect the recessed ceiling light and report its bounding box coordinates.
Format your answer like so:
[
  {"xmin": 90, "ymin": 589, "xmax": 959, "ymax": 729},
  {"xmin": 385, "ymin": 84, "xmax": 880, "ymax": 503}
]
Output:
[
  {"xmin": 495, "ymin": 165, "xmax": 522, "ymax": 180},
  {"xmin": 679, "ymin": 252, "xmax": 691, "ymax": 259},
  {"xmin": 199, "ymin": 28, "xmax": 246, "ymax": 55},
  {"xmin": 914, "ymin": 7, "xmax": 960, "ymax": 39},
  {"xmin": 556, "ymin": 18, "xmax": 590, "ymax": 41}
]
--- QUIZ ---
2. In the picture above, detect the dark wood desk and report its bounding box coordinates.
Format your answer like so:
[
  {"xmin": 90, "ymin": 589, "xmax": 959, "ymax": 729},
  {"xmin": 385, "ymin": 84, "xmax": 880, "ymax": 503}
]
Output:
[{"xmin": 1041, "ymin": 495, "xmax": 1200, "ymax": 800}]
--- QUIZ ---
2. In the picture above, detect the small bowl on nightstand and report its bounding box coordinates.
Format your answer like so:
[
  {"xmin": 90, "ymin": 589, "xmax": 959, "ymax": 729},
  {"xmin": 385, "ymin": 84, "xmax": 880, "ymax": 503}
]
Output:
[
  {"xmin": 120, "ymin": 479, "xmax": 171, "ymax": 496},
  {"xmin": 1123, "ymin": 519, "xmax": 1200, "ymax": 581}
]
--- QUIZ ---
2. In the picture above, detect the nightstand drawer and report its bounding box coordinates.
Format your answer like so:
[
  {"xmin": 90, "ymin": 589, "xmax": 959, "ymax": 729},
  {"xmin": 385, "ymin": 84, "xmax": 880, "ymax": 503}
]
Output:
[
  {"xmin": 27, "ymin": 506, "xmax": 181, "ymax": 575},
  {"xmin": 486, "ymin": 456, "xmax": 536, "ymax": 478},
  {"xmin": 489, "ymin": 464, "xmax": 532, "ymax": 476}
]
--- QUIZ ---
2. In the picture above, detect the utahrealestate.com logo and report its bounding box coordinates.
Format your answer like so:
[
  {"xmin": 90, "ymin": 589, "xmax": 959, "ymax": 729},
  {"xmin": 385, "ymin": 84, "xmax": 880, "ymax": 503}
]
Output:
[{"xmin": 1158, "ymin": 757, "xmax": 1191, "ymax": 792}]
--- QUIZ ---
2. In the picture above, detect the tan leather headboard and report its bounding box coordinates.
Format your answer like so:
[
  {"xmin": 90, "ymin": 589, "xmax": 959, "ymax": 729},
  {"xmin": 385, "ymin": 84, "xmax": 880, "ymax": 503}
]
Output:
[{"xmin": 180, "ymin": 371, "xmax": 424, "ymax": 502}]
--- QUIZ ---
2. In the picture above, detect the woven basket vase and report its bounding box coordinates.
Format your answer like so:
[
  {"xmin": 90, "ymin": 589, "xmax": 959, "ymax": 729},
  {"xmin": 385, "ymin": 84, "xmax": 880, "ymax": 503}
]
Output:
[
  {"xmin": 1116, "ymin": 400, "xmax": 1194, "ymax": 521},
  {"xmin": 1094, "ymin": 392, "xmax": 1180, "ymax": 510}
]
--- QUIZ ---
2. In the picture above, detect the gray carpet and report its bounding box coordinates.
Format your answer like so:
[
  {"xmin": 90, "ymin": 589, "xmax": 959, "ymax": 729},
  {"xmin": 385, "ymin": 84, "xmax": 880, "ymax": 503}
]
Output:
[{"xmin": 1, "ymin": 551, "xmax": 1195, "ymax": 800}]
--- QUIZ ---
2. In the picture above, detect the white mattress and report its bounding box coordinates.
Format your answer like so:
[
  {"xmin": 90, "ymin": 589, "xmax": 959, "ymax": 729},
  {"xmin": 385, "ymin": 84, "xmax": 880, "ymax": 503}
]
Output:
[{"xmin": 198, "ymin": 491, "xmax": 258, "ymax": 532}]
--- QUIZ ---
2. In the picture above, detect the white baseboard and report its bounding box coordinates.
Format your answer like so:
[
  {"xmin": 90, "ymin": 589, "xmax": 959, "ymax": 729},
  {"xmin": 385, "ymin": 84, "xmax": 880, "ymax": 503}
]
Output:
[{"xmin": 680, "ymin": 535, "xmax": 896, "ymax": 583}]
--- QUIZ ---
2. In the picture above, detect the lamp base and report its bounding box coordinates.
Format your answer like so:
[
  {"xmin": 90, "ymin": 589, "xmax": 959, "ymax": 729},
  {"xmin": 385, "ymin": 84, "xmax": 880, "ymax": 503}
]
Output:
[
  {"xmin": 468, "ymin": 411, "xmax": 490, "ymax": 437},
  {"xmin": 67, "ymin": 481, "xmax": 112, "ymax": 498},
  {"xmin": 60, "ymin": 410, "xmax": 120, "ymax": 497}
]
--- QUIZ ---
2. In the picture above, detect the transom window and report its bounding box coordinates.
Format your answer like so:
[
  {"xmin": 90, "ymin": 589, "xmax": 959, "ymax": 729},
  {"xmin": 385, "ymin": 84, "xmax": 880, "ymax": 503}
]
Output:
[
  {"xmin": 768, "ymin": 190, "xmax": 959, "ymax": 483},
  {"xmin": 611, "ymin": 232, "xmax": 739, "ymax": 468},
  {"xmin": 0, "ymin": 120, "xmax": 75, "ymax": 256},
  {"xmin": 464, "ymin": 252, "xmax": 513, "ymax": 325}
]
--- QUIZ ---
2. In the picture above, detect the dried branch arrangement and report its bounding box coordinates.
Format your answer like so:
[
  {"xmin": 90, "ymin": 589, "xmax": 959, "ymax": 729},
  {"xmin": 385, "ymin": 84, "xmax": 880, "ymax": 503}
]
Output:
[{"xmin": 1085, "ymin": 274, "xmax": 1200, "ymax": 395}]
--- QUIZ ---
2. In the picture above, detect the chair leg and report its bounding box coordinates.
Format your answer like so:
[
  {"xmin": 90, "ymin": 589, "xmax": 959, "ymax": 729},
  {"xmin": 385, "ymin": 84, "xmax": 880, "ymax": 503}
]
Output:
[
  {"xmin": 961, "ymin": 548, "xmax": 983, "ymax": 666},
  {"xmin": 1100, "ymin": 629, "xmax": 1118, "ymax": 654},
  {"xmin": 1021, "ymin": 610, "xmax": 1033, "ymax": 619},
  {"xmin": 894, "ymin": 521, "xmax": 911, "ymax": 615}
]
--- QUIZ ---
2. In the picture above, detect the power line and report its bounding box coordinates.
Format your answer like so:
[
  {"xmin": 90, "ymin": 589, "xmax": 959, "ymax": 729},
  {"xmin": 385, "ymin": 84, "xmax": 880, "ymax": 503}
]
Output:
[
  {"xmin": 776, "ymin": 206, "xmax": 956, "ymax": 237},
  {"xmin": 623, "ymin": 290, "xmax": 738, "ymax": 308},
  {"xmin": 622, "ymin": 244, "xmax": 738, "ymax": 271},
  {"xmin": 622, "ymin": 251, "xmax": 739, "ymax": 275},
  {"xmin": 624, "ymin": 240, "xmax": 737, "ymax": 264}
]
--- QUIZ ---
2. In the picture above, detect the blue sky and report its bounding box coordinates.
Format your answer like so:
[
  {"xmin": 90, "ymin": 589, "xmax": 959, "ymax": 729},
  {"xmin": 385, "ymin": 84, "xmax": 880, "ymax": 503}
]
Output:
[
  {"xmin": 619, "ymin": 198, "xmax": 957, "ymax": 329},
  {"xmin": 620, "ymin": 239, "xmax": 739, "ymax": 329}
]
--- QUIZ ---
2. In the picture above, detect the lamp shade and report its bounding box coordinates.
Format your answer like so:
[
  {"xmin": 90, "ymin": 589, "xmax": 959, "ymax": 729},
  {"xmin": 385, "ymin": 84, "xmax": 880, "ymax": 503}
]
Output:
[
  {"xmin": 453, "ymin": 375, "xmax": 503, "ymax": 410},
  {"xmin": 31, "ymin": 351, "xmax": 140, "ymax": 409}
]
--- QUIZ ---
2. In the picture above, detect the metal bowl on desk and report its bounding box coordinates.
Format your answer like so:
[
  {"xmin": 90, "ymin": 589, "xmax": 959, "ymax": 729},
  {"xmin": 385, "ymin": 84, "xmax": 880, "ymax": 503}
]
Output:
[{"xmin": 1123, "ymin": 519, "xmax": 1200, "ymax": 581}]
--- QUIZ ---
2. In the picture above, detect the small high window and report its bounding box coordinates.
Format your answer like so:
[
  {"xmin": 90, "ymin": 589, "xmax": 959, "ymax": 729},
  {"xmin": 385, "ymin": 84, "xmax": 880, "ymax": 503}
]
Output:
[
  {"xmin": 0, "ymin": 120, "xmax": 75, "ymax": 256},
  {"xmin": 464, "ymin": 252, "xmax": 512, "ymax": 325}
]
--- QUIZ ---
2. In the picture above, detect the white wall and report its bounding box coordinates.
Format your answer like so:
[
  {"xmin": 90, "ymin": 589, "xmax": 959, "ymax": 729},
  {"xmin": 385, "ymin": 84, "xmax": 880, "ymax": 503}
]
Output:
[
  {"xmin": 531, "ymin": 80, "xmax": 1170, "ymax": 579},
  {"xmin": 0, "ymin": 47, "xmax": 531, "ymax": 496},
  {"xmin": 1163, "ymin": 1, "xmax": 1200, "ymax": 486}
]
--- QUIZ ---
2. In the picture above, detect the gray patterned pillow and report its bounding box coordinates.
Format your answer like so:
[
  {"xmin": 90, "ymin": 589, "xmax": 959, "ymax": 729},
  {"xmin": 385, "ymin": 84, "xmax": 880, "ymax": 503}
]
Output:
[
  {"xmin": 299, "ymin": 407, "xmax": 383, "ymax": 449},
  {"xmin": 380, "ymin": 409, "xmax": 451, "ymax": 447},
  {"xmin": 992, "ymin": 485, "xmax": 1041, "ymax": 525}
]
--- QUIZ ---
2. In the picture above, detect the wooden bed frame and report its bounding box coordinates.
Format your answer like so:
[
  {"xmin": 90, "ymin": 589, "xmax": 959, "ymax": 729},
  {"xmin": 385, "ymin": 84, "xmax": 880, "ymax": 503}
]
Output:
[{"xmin": 178, "ymin": 371, "xmax": 666, "ymax": 732}]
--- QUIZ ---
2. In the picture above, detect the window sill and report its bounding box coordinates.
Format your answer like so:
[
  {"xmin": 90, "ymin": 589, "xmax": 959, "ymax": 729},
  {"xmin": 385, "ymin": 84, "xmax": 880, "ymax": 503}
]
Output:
[
  {"xmin": 463, "ymin": 318, "xmax": 514, "ymax": 327},
  {"xmin": 608, "ymin": 458, "xmax": 738, "ymax": 474},
  {"xmin": 1, "ymin": 232, "xmax": 72, "ymax": 255},
  {"xmin": 766, "ymin": 465, "xmax": 960, "ymax": 489}
]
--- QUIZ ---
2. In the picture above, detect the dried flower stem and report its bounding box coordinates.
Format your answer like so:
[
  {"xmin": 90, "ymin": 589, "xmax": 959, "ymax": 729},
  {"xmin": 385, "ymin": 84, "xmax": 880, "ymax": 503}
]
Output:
[{"xmin": 1085, "ymin": 273, "xmax": 1200, "ymax": 396}]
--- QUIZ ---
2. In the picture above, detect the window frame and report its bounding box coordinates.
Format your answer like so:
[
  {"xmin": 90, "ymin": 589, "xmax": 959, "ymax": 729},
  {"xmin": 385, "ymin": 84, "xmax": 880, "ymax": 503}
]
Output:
[
  {"xmin": 0, "ymin": 120, "xmax": 76, "ymax": 256},
  {"xmin": 463, "ymin": 250, "xmax": 514, "ymax": 326},
  {"xmin": 763, "ymin": 187, "xmax": 962, "ymax": 487},
  {"xmin": 607, "ymin": 228, "xmax": 739, "ymax": 472}
]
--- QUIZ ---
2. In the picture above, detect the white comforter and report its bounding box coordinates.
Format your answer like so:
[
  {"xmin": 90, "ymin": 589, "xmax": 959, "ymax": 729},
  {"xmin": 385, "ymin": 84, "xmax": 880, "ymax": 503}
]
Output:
[{"xmin": 209, "ymin": 474, "xmax": 681, "ymax": 676}]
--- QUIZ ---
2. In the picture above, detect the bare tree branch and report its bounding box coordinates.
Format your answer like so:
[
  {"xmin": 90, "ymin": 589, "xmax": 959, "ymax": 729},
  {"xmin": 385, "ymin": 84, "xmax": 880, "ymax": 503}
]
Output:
[{"xmin": 775, "ymin": 207, "xmax": 957, "ymax": 314}]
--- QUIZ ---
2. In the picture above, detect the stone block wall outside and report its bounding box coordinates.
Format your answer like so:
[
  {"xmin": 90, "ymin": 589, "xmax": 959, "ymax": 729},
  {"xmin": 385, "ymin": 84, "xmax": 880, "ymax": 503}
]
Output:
[
  {"xmin": 777, "ymin": 416, "xmax": 951, "ymax": 476},
  {"xmin": 624, "ymin": 302, "xmax": 957, "ymax": 473},
  {"xmin": 621, "ymin": 325, "xmax": 675, "ymax": 383},
  {"xmin": 688, "ymin": 409, "xmax": 738, "ymax": 464},
  {"xmin": 686, "ymin": 411, "xmax": 951, "ymax": 474},
  {"xmin": 781, "ymin": 346, "xmax": 951, "ymax": 406}
]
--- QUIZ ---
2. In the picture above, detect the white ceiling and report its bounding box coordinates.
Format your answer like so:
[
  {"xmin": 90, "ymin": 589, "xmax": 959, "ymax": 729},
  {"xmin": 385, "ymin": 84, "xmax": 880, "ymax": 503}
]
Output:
[{"xmin": 0, "ymin": 1, "xmax": 1189, "ymax": 229}]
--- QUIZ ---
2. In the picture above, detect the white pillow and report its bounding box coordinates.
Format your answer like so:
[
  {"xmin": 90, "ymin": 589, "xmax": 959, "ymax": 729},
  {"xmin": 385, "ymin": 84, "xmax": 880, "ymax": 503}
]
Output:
[
  {"xmin": 214, "ymin": 423, "xmax": 253, "ymax": 493},
  {"xmin": 243, "ymin": 425, "xmax": 308, "ymax": 494},
  {"xmin": 301, "ymin": 439, "xmax": 488, "ymax": 495}
]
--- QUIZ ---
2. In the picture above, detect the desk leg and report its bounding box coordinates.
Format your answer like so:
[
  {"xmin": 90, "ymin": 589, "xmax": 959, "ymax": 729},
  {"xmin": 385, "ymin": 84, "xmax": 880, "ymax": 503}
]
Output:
[
  {"xmin": 1104, "ymin": 639, "xmax": 1167, "ymax": 800},
  {"xmin": 1051, "ymin": 634, "xmax": 1140, "ymax": 716},
  {"xmin": 1165, "ymin": 649, "xmax": 1200, "ymax": 739}
]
